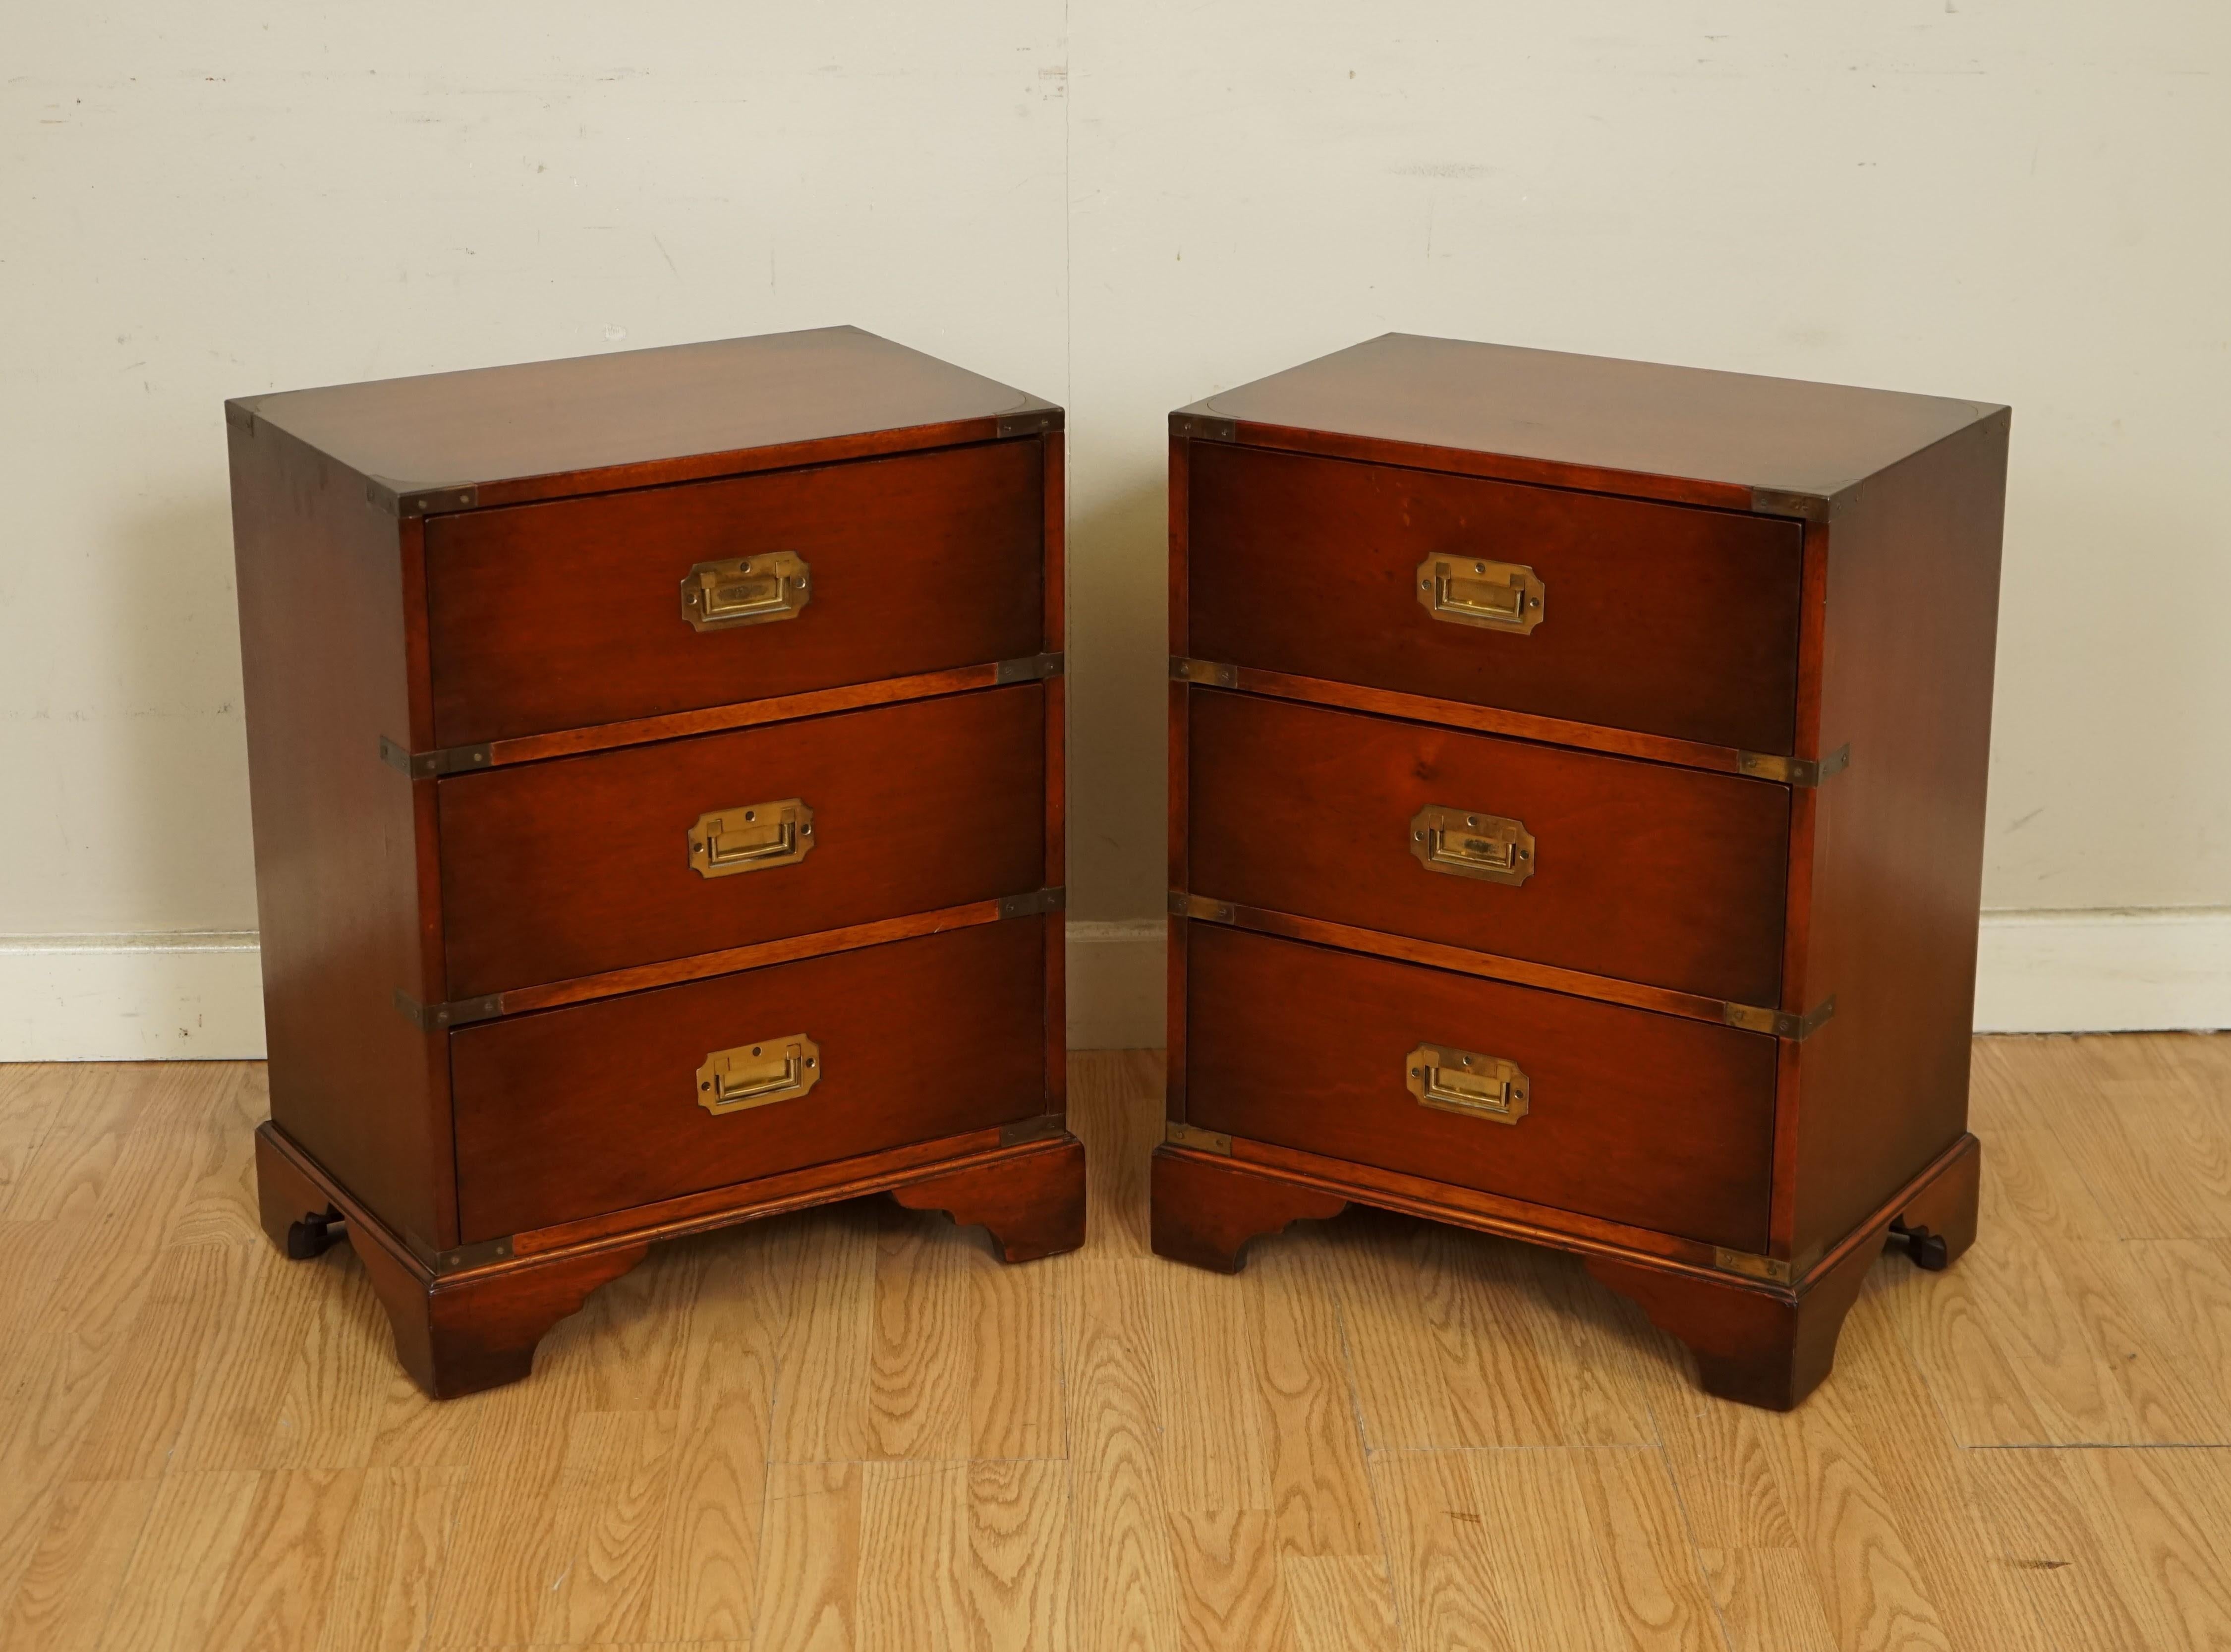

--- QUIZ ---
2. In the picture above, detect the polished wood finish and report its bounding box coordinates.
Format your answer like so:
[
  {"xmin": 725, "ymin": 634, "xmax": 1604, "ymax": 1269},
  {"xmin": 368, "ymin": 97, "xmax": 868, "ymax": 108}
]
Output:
[
  {"xmin": 439, "ymin": 684, "xmax": 1045, "ymax": 995},
  {"xmin": 1589, "ymin": 1136, "xmax": 1980, "ymax": 1410},
  {"xmin": 1783, "ymin": 417, "xmax": 2011, "ymax": 1270},
  {"xmin": 460, "ymin": 657, "xmax": 1035, "ymax": 769},
  {"xmin": 8, "ymin": 1044, "xmax": 2228, "ymax": 1651},
  {"xmin": 231, "ymin": 330, "xmax": 1073, "ymax": 1397},
  {"xmin": 1189, "ymin": 441, "xmax": 1805, "ymax": 752},
  {"xmin": 229, "ymin": 417, "xmax": 453, "ymax": 1255},
  {"xmin": 230, "ymin": 324, "xmax": 1056, "ymax": 510},
  {"xmin": 1179, "ymin": 899, "xmax": 1748, "ymax": 1029},
  {"xmin": 482, "ymin": 895, "xmax": 1018, "ymax": 1018},
  {"xmin": 257, "ymin": 1106, "xmax": 1086, "ymax": 1400},
  {"xmin": 450, "ymin": 920, "xmax": 1050, "ymax": 1241},
  {"xmin": 1180, "ymin": 330, "xmax": 1999, "ymax": 509},
  {"xmin": 1185, "ymin": 925, "xmax": 1778, "ymax": 1251},
  {"xmin": 1206, "ymin": 659, "xmax": 1763, "ymax": 775},
  {"xmin": 1189, "ymin": 688, "xmax": 1789, "ymax": 1003},
  {"xmin": 889, "ymin": 1133, "xmax": 1088, "ymax": 1262},
  {"xmin": 1149, "ymin": 1144, "xmax": 1349, "ymax": 1272},
  {"xmin": 1165, "ymin": 337, "xmax": 2007, "ymax": 1409},
  {"xmin": 427, "ymin": 439, "xmax": 1044, "ymax": 745}
]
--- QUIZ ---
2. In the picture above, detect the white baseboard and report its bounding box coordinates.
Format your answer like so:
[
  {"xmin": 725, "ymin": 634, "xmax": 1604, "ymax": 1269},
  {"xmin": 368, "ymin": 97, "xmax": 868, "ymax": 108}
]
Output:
[
  {"xmin": 2, "ymin": 909, "xmax": 2222, "ymax": 1061},
  {"xmin": 0, "ymin": 932, "xmax": 267, "ymax": 1062},
  {"xmin": 1972, "ymin": 907, "xmax": 2231, "ymax": 1034}
]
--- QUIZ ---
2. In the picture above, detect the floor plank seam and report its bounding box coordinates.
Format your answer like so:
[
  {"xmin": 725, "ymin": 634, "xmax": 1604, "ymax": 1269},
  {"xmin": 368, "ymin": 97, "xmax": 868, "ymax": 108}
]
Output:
[{"xmin": 1325, "ymin": 1253, "xmax": 1412, "ymax": 1650}]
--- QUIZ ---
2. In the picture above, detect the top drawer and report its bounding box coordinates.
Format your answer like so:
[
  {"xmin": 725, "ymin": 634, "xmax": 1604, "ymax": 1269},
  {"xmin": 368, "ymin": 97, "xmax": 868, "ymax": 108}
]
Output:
[
  {"xmin": 426, "ymin": 439, "xmax": 1045, "ymax": 746},
  {"xmin": 1186, "ymin": 444, "xmax": 1804, "ymax": 755}
]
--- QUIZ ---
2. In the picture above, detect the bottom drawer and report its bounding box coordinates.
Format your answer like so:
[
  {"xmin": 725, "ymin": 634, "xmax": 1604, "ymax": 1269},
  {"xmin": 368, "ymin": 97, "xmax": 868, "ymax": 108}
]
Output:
[
  {"xmin": 452, "ymin": 918, "xmax": 1049, "ymax": 1241},
  {"xmin": 1185, "ymin": 925, "xmax": 1776, "ymax": 1252}
]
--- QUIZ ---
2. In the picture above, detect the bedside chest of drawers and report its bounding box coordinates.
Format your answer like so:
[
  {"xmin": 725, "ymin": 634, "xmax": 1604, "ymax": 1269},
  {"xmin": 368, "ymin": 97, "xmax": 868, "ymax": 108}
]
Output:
[
  {"xmin": 1156, "ymin": 335, "xmax": 2008, "ymax": 1410},
  {"xmin": 230, "ymin": 327, "xmax": 1081, "ymax": 1397}
]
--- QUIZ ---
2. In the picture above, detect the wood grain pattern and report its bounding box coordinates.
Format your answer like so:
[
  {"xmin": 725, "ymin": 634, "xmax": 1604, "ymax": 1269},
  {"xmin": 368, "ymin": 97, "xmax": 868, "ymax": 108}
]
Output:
[
  {"xmin": 1184, "ymin": 924, "xmax": 1779, "ymax": 1251},
  {"xmin": 427, "ymin": 437, "xmax": 1045, "ymax": 746},
  {"xmin": 234, "ymin": 325, "xmax": 1054, "ymax": 509},
  {"xmin": 438, "ymin": 683, "xmax": 1045, "ymax": 995},
  {"xmin": 1188, "ymin": 440, "xmax": 1806, "ymax": 753},
  {"xmin": 229, "ymin": 413, "xmax": 453, "ymax": 1253},
  {"xmin": 1180, "ymin": 332, "xmax": 2000, "ymax": 507},
  {"xmin": 4, "ymin": 1038, "xmax": 2229, "ymax": 1651},
  {"xmin": 449, "ymin": 919, "xmax": 1049, "ymax": 1240},
  {"xmin": 1188, "ymin": 687, "xmax": 1790, "ymax": 1004}
]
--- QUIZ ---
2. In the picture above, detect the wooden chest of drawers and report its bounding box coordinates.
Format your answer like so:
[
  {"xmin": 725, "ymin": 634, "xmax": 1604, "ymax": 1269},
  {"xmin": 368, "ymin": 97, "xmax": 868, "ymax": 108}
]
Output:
[
  {"xmin": 1156, "ymin": 335, "xmax": 2008, "ymax": 1410},
  {"xmin": 230, "ymin": 328, "xmax": 1082, "ymax": 1397}
]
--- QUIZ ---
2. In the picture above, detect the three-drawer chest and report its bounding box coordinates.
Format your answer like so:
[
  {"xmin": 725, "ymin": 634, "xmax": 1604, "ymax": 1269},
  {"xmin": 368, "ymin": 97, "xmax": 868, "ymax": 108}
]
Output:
[
  {"xmin": 1156, "ymin": 335, "xmax": 2008, "ymax": 1409},
  {"xmin": 230, "ymin": 327, "xmax": 1082, "ymax": 1397}
]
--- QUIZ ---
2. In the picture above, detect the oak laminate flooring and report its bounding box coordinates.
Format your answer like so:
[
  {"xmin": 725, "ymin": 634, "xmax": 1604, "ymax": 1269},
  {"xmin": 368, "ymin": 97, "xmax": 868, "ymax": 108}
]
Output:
[{"xmin": 0, "ymin": 1035, "xmax": 2228, "ymax": 1650}]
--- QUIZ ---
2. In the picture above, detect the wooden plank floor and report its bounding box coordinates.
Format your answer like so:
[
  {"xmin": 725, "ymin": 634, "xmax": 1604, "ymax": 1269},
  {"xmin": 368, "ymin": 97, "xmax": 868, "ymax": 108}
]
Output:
[{"xmin": 0, "ymin": 1037, "xmax": 2227, "ymax": 1650}]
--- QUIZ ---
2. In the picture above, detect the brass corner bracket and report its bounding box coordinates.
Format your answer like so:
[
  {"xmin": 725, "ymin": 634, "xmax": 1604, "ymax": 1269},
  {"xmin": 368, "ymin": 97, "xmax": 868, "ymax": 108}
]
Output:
[
  {"xmin": 1169, "ymin": 656, "xmax": 1238, "ymax": 688},
  {"xmin": 1722, "ymin": 996, "xmax": 1837, "ymax": 1041},
  {"xmin": 1738, "ymin": 744, "xmax": 1851, "ymax": 788},
  {"xmin": 1170, "ymin": 411, "xmax": 1238, "ymax": 442},
  {"xmin": 1165, "ymin": 1120, "xmax": 1233, "ymax": 1155}
]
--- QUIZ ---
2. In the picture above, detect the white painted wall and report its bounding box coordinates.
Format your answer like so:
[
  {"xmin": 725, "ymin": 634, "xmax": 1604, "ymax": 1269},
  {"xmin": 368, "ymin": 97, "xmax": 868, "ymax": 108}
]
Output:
[{"xmin": 3, "ymin": 1, "xmax": 2226, "ymax": 1057}]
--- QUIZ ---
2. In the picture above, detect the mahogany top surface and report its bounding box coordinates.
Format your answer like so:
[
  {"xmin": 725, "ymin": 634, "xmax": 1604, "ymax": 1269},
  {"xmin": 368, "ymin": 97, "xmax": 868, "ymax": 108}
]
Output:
[
  {"xmin": 1186, "ymin": 334, "xmax": 2004, "ymax": 501},
  {"xmin": 229, "ymin": 326, "xmax": 1052, "ymax": 495}
]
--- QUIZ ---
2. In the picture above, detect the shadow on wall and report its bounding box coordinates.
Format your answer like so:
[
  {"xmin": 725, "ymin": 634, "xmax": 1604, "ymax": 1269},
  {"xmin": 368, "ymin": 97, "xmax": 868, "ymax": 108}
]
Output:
[{"xmin": 1065, "ymin": 474, "xmax": 1172, "ymax": 927}]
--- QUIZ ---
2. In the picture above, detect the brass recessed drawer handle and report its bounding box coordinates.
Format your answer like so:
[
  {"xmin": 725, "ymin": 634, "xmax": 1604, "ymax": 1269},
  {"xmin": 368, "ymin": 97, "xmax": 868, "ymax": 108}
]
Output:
[
  {"xmin": 681, "ymin": 552, "xmax": 811, "ymax": 631},
  {"xmin": 697, "ymin": 1034, "xmax": 820, "ymax": 1114},
  {"xmin": 1410, "ymin": 804, "xmax": 1535, "ymax": 886},
  {"xmin": 1415, "ymin": 555, "xmax": 1545, "ymax": 633},
  {"xmin": 1406, "ymin": 1044, "xmax": 1530, "ymax": 1125},
  {"xmin": 688, "ymin": 798, "xmax": 815, "ymax": 878}
]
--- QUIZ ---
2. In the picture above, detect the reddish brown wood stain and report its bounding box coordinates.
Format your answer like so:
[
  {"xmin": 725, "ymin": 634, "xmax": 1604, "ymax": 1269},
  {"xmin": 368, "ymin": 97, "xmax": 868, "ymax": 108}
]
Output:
[
  {"xmin": 1159, "ymin": 334, "xmax": 2008, "ymax": 1410},
  {"xmin": 438, "ymin": 684, "xmax": 1046, "ymax": 996},
  {"xmin": 427, "ymin": 439, "xmax": 1044, "ymax": 746},
  {"xmin": 1188, "ymin": 688, "xmax": 1789, "ymax": 1005},
  {"xmin": 235, "ymin": 329, "xmax": 1081, "ymax": 1399},
  {"xmin": 1188, "ymin": 442, "xmax": 1805, "ymax": 754}
]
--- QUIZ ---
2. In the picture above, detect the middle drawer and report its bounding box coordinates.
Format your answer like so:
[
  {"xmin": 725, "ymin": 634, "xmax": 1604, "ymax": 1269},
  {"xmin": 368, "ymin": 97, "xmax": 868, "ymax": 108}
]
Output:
[
  {"xmin": 440, "ymin": 684, "xmax": 1046, "ymax": 997},
  {"xmin": 1189, "ymin": 690, "xmax": 1789, "ymax": 1006}
]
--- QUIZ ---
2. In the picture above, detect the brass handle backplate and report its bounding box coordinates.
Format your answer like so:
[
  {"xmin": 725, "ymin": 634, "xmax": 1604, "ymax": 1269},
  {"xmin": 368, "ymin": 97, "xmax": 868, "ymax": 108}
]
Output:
[
  {"xmin": 1406, "ymin": 1044, "xmax": 1530, "ymax": 1125},
  {"xmin": 681, "ymin": 552, "xmax": 811, "ymax": 631},
  {"xmin": 1410, "ymin": 804, "xmax": 1535, "ymax": 886},
  {"xmin": 688, "ymin": 798, "xmax": 814, "ymax": 878},
  {"xmin": 1416, "ymin": 555, "xmax": 1545, "ymax": 633},
  {"xmin": 697, "ymin": 1034, "xmax": 821, "ymax": 1115}
]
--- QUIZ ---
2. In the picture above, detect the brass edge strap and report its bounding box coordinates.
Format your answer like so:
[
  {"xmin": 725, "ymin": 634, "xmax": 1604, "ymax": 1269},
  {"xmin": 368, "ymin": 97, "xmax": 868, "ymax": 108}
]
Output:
[
  {"xmin": 1722, "ymin": 996, "xmax": 1837, "ymax": 1041},
  {"xmin": 1169, "ymin": 656, "xmax": 1239, "ymax": 688},
  {"xmin": 1165, "ymin": 1120, "xmax": 1233, "ymax": 1155},
  {"xmin": 1169, "ymin": 412, "xmax": 1238, "ymax": 442},
  {"xmin": 999, "ymin": 1113, "xmax": 1070, "ymax": 1147},
  {"xmin": 995, "ymin": 651, "xmax": 1065, "ymax": 683},
  {"xmin": 1167, "ymin": 890, "xmax": 1233, "ymax": 921},
  {"xmin": 379, "ymin": 482, "xmax": 480, "ymax": 518},
  {"xmin": 1747, "ymin": 486, "xmax": 1830, "ymax": 522},
  {"xmin": 379, "ymin": 735, "xmax": 493, "ymax": 778},
  {"xmin": 999, "ymin": 887, "xmax": 1067, "ymax": 919},
  {"xmin": 426, "ymin": 1234, "xmax": 516, "ymax": 1275},
  {"xmin": 1737, "ymin": 744, "xmax": 1851, "ymax": 787},
  {"xmin": 1711, "ymin": 1246, "xmax": 1796, "ymax": 1284},
  {"xmin": 997, "ymin": 408, "xmax": 1064, "ymax": 437},
  {"xmin": 392, "ymin": 989, "xmax": 505, "ymax": 1031}
]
